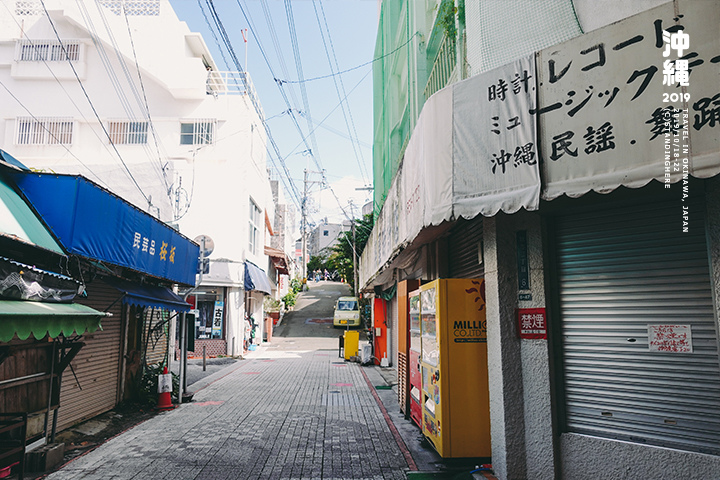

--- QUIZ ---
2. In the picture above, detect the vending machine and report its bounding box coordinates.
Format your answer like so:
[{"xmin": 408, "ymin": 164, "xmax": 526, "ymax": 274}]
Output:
[
  {"xmin": 419, "ymin": 278, "xmax": 491, "ymax": 458},
  {"xmin": 408, "ymin": 289, "xmax": 422, "ymax": 426}
]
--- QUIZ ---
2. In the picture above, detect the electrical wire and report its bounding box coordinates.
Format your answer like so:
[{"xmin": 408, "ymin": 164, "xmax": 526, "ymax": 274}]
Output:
[
  {"xmin": 275, "ymin": 31, "xmax": 420, "ymax": 85},
  {"xmin": 40, "ymin": 0, "xmax": 150, "ymax": 206},
  {"xmin": 313, "ymin": 0, "xmax": 370, "ymax": 185},
  {"xmin": 120, "ymin": 4, "xmax": 172, "ymax": 197},
  {"xmin": 203, "ymin": 0, "xmax": 302, "ymax": 209},
  {"xmin": 0, "ymin": 78, "xmax": 110, "ymax": 188}
]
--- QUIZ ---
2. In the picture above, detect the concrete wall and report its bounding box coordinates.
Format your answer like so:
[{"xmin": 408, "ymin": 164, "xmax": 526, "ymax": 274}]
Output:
[
  {"xmin": 483, "ymin": 210, "xmax": 554, "ymax": 480},
  {"xmin": 560, "ymin": 433, "xmax": 720, "ymax": 479}
]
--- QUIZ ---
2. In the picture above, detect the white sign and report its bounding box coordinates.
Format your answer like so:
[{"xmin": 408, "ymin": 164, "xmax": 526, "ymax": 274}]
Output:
[
  {"xmin": 453, "ymin": 54, "xmax": 540, "ymax": 217},
  {"xmin": 158, "ymin": 373, "xmax": 172, "ymax": 393},
  {"xmin": 648, "ymin": 324, "xmax": 693, "ymax": 353},
  {"xmin": 539, "ymin": 0, "xmax": 720, "ymax": 200}
]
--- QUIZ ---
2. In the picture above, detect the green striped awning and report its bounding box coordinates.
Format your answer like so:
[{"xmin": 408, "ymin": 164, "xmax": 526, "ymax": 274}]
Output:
[{"xmin": 0, "ymin": 300, "xmax": 107, "ymax": 342}]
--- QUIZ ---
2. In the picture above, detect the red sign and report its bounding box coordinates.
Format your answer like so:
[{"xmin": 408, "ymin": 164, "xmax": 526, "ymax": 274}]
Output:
[{"xmin": 518, "ymin": 308, "xmax": 547, "ymax": 339}]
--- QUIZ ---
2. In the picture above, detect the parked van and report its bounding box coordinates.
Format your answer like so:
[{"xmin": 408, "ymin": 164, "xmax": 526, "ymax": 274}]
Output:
[{"xmin": 333, "ymin": 296, "xmax": 360, "ymax": 327}]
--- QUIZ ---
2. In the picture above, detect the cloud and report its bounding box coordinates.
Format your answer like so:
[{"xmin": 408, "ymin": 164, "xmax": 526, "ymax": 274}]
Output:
[{"xmin": 310, "ymin": 175, "xmax": 372, "ymax": 224}]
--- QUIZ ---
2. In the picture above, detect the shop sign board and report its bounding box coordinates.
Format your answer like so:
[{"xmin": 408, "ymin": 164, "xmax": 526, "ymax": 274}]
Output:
[
  {"xmin": 538, "ymin": 0, "xmax": 720, "ymax": 200},
  {"xmin": 212, "ymin": 300, "xmax": 223, "ymax": 339},
  {"xmin": 518, "ymin": 308, "xmax": 547, "ymax": 339}
]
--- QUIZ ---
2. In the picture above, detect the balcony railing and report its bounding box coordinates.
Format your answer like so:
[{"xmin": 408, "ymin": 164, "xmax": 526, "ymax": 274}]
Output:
[
  {"xmin": 423, "ymin": 33, "xmax": 457, "ymax": 101},
  {"xmin": 206, "ymin": 71, "xmax": 264, "ymax": 119}
]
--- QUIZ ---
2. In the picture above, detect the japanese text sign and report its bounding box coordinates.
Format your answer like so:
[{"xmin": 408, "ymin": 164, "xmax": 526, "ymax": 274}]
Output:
[
  {"xmin": 538, "ymin": 0, "xmax": 720, "ymax": 200},
  {"xmin": 453, "ymin": 54, "xmax": 540, "ymax": 217},
  {"xmin": 518, "ymin": 308, "xmax": 547, "ymax": 340},
  {"xmin": 648, "ymin": 324, "xmax": 693, "ymax": 353}
]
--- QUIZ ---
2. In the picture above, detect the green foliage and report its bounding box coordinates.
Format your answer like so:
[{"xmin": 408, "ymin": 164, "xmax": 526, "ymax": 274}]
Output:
[
  {"xmin": 437, "ymin": 0, "xmax": 458, "ymax": 40},
  {"xmin": 329, "ymin": 214, "xmax": 374, "ymax": 291},
  {"xmin": 282, "ymin": 291, "xmax": 297, "ymax": 308},
  {"xmin": 263, "ymin": 296, "xmax": 282, "ymax": 312},
  {"xmin": 290, "ymin": 277, "xmax": 303, "ymax": 294},
  {"xmin": 307, "ymin": 254, "xmax": 328, "ymax": 273},
  {"xmin": 137, "ymin": 363, "xmax": 178, "ymax": 407}
]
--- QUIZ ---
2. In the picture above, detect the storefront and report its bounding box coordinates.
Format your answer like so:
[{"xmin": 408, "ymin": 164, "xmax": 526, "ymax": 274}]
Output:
[
  {"xmin": 0, "ymin": 160, "xmax": 107, "ymax": 453},
  {"xmin": 6, "ymin": 168, "xmax": 198, "ymax": 431}
]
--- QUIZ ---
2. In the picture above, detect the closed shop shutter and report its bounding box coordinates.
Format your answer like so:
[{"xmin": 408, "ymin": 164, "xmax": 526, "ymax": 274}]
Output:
[
  {"xmin": 448, "ymin": 216, "xmax": 484, "ymax": 278},
  {"xmin": 56, "ymin": 279, "xmax": 123, "ymax": 431},
  {"xmin": 554, "ymin": 198, "xmax": 720, "ymax": 455}
]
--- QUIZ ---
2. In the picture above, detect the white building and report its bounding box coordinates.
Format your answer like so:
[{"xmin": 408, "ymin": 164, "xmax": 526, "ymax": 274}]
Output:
[{"xmin": 0, "ymin": 0, "xmax": 274, "ymax": 357}]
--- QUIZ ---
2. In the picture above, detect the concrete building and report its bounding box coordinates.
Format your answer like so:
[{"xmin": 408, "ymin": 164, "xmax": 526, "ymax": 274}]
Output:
[
  {"xmin": 307, "ymin": 220, "xmax": 350, "ymax": 258},
  {"xmin": 0, "ymin": 0, "xmax": 274, "ymax": 358},
  {"xmin": 363, "ymin": 1, "xmax": 720, "ymax": 479}
]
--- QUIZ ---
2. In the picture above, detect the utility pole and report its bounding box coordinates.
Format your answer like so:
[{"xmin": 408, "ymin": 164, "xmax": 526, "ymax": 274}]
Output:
[
  {"xmin": 301, "ymin": 169, "xmax": 323, "ymax": 280},
  {"xmin": 301, "ymin": 169, "xmax": 307, "ymax": 279},
  {"xmin": 348, "ymin": 200, "xmax": 359, "ymax": 297}
]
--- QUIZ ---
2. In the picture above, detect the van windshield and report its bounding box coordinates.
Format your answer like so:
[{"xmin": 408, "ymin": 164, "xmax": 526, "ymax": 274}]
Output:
[{"xmin": 337, "ymin": 300, "xmax": 358, "ymax": 311}]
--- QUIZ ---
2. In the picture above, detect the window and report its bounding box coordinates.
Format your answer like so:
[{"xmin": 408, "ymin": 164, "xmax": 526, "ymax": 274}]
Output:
[
  {"xmin": 248, "ymin": 199, "xmax": 261, "ymax": 255},
  {"xmin": 107, "ymin": 121, "xmax": 148, "ymax": 144},
  {"xmin": 180, "ymin": 120, "xmax": 215, "ymax": 145},
  {"xmin": 17, "ymin": 40, "xmax": 79, "ymax": 62},
  {"xmin": 16, "ymin": 117, "xmax": 73, "ymax": 145},
  {"xmin": 323, "ymin": 230, "xmax": 329, "ymax": 236}
]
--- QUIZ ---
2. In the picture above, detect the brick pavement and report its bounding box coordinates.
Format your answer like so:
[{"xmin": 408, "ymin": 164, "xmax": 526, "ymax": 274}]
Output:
[{"xmin": 46, "ymin": 349, "xmax": 409, "ymax": 480}]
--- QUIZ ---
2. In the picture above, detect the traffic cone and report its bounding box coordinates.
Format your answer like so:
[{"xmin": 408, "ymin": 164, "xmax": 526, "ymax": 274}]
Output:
[{"xmin": 156, "ymin": 366, "xmax": 175, "ymax": 411}]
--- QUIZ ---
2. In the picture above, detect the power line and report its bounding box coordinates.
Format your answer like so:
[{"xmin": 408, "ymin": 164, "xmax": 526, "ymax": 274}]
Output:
[
  {"xmin": 40, "ymin": 0, "xmax": 150, "ymax": 206},
  {"xmin": 275, "ymin": 31, "xmax": 420, "ymax": 85},
  {"xmin": 313, "ymin": 0, "xmax": 370, "ymax": 184},
  {"xmin": 0, "ymin": 78, "xmax": 110, "ymax": 188}
]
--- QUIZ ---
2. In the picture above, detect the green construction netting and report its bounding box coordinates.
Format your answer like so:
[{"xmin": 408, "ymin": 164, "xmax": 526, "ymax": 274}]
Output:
[{"xmin": 372, "ymin": 0, "xmax": 582, "ymax": 217}]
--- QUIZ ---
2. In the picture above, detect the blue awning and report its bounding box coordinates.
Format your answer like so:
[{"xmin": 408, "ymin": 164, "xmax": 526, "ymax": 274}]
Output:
[
  {"xmin": 8, "ymin": 172, "xmax": 199, "ymax": 286},
  {"xmin": 106, "ymin": 278, "xmax": 191, "ymax": 312},
  {"xmin": 244, "ymin": 261, "xmax": 273, "ymax": 295}
]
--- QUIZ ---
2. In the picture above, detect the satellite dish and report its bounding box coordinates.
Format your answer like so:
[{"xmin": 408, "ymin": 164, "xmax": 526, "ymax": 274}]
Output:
[{"xmin": 193, "ymin": 235, "xmax": 215, "ymax": 257}]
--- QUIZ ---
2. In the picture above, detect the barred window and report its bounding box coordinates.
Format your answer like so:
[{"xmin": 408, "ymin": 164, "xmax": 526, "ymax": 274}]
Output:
[
  {"xmin": 180, "ymin": 120, "xmax": 215, "ymax": 145},
  {"xmin": 108, "ymin": 121, "xmax": 148, "ymax": 145},
  {"xmin": 16, "ymin": 117, "xmax": 74, "ymax": 145},
  {"xmin": 17, "ymin": 40, "xmax": 80, "ymax": 62}
]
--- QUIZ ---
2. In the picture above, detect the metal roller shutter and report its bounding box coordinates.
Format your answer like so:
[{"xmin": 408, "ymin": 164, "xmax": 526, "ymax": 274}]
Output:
[
  {"xmin": 56, "ymin": 279, "xmax": 123, "ymax": 431},
  {"xmin": 448, "ymin": 216, "xmax": 484, "ymax": 278},
  {"xmin": 555, "ymin": 199, "xmax": 720, "ymax": 455}
]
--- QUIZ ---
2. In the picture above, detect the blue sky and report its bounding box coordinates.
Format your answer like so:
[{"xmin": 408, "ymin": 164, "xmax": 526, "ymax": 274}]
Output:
[{"xmin": 169, "ymin": 0, "xmax": 378, "ymax": 225}]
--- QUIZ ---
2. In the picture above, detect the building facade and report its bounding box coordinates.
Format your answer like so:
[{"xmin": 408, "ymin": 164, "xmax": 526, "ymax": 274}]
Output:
[
  {"xmin": 0, "ymin": 0, "xmax": 276, "ymax": 359},
  {"xmin": 364, "ymin": 1, "xmax": 720, "ymax": 478}
]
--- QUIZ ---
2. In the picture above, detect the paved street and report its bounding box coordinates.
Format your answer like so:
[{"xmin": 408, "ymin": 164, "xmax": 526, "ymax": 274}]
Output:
[{"xmin": 46, "ymin": 281, "xmax": 411, "ymax": 480}]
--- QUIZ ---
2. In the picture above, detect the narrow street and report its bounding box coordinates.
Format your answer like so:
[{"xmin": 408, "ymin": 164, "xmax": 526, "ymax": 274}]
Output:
[{"xmin": 45, "ymin": 282, "xmax": 411, "ymax": 480}]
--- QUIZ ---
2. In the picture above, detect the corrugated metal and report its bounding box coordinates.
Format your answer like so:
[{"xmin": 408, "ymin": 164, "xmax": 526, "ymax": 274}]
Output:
[
  {"xmin": 56, "ymin": 279, "xmax": 122, "ymax": 432},
  {"xmin": 555, "ymin": 200, "xmax": 720, "ymax": 455},
  {"xmin": 448, "ymin": 216, "xmax": 484, "ymax": 278}
]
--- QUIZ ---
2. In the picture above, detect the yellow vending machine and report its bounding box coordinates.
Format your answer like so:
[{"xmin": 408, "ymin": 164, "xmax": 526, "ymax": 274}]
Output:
[{"xmin": 419, "ymin": 278, "xmax": 491, "ymax": 458}]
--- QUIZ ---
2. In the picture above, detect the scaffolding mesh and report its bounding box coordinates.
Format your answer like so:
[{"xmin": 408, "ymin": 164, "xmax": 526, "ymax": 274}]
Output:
[{"xmin": 466, "ymin": 0, "xmax": 582, "ymax": 75}]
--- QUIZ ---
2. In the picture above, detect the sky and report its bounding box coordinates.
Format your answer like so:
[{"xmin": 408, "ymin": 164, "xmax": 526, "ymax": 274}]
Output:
[{"xmin": 169, "ymin": 0, "xmax": 378, "ymax": 226}]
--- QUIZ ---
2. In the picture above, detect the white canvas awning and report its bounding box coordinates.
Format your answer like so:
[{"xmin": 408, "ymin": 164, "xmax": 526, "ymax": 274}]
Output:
[
  {"xmin": 538, "ymin": 0, "xmax": 720, "ymax": 200},
  {"xmin": 361, "ymin": 55, "xmax": 540, "ymax": 287}
]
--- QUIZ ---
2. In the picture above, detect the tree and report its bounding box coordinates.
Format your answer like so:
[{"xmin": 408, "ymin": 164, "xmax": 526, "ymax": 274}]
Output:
[
  {"xmin": 307, "ymin": 254, "xmax": 327, "ymax": 273},
  {"xmin": 329, "ymin": 214, "xmax": 374, "ymax": 291}
]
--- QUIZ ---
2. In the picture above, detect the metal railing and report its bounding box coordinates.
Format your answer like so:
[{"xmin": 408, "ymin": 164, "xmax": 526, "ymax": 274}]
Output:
[
  {"xmin": 206, "ymin": 70, "xmax": 264, "ymax": 120},
  {"xmin": 423, "ymin": 33, "xmax": 457, "ymax": 100}
]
